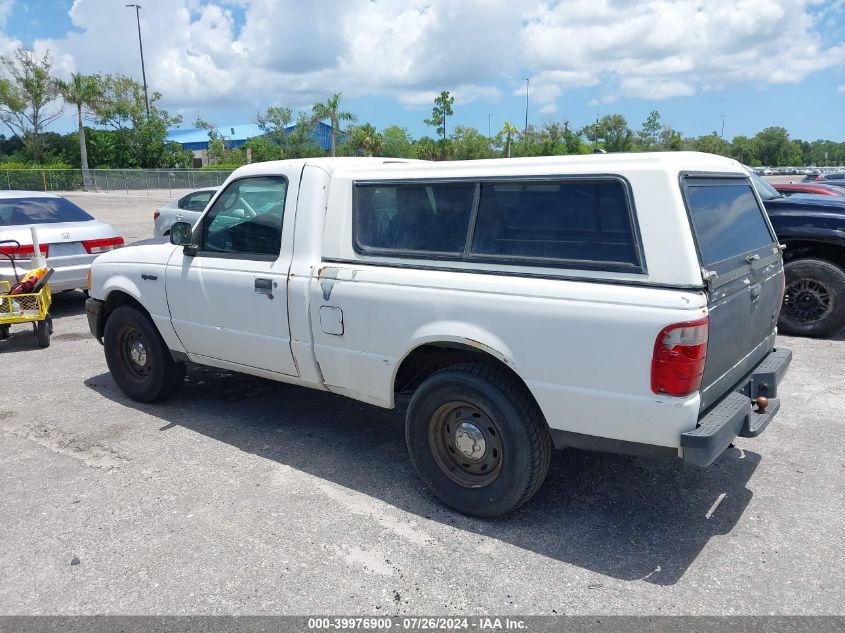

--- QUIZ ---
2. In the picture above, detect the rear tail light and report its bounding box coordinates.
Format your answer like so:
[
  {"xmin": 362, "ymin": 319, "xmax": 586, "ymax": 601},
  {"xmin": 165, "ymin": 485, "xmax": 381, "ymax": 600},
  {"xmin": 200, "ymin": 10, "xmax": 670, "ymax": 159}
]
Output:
[
  {"xmin": 83, "ymin": 236, "xmax": 125, "ymax": 254},
  {"xmin": 651, "ymin": 317, "xmax": 709, "ymax": 397},
  {"xmin": 153, "ymin": 211, "xmax": 160, "ymax": 220},
  {"xmin": 0, "ymin": 243, "xmax": 49, "ymax": 259}
]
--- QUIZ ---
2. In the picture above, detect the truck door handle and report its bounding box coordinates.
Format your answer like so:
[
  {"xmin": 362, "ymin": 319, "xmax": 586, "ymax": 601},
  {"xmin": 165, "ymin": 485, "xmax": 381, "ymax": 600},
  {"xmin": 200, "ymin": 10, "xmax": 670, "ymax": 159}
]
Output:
[{"xmin": 255, "ymin": 278, "xmax": 274, "ymax": 299}]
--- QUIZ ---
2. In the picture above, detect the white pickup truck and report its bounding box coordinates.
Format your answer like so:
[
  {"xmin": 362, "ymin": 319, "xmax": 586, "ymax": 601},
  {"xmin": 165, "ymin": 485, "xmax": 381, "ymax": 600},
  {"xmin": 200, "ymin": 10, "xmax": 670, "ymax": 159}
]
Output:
[{"xmin": 86, "ymin": 153, "xmax": 791, "ymax": 516}]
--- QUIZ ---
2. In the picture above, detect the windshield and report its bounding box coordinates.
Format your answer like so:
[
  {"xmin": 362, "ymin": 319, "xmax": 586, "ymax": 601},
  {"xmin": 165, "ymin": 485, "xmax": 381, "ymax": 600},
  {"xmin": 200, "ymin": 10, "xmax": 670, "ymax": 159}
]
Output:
[
  {"xmin": 747, "ymin": 171, "xmax": 781, "ymax": 201},
  {"xmin": 0, "ymin": 196, "xmax": 94, "ymax": 226}
]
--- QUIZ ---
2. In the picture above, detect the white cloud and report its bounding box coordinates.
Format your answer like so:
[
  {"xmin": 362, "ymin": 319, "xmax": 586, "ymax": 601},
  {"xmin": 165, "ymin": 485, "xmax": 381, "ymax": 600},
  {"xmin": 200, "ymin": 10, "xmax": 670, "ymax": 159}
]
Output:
[
  {"xmin": 2, "ymin": 0, "xmax": 841, "ymax": 121},
  {"xmin": 838, "ymin": 84, "xmax": 845, "ymax": 92},
  {"xmin": 0, "ymin": 0, "xmax": 20, "ymax": 54}
]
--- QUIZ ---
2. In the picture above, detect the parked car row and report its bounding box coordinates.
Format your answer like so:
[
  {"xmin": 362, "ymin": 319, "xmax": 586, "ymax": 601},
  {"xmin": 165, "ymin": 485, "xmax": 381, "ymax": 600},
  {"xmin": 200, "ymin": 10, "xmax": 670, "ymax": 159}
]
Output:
[{"xmin": 752, "ymin": 167, "xmax": 844, "ymax": 177}]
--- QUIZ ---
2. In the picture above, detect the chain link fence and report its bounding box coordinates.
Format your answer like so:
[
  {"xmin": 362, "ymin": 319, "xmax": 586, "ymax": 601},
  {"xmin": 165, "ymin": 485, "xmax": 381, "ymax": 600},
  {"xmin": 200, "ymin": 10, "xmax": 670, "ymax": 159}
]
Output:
[{"xmin": 1, "ymin": 169, "xmax": 235, "ymax": 195}]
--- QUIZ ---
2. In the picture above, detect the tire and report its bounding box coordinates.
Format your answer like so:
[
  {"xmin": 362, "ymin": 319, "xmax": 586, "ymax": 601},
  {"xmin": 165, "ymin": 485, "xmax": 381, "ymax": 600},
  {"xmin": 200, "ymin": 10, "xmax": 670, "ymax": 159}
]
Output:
[
  {"xmin": 103, "ymin": 305, "xmax": 186, "ymax": 402},
  {"xmin": 35, "ymin": 315, "xmax": 52, "ymax": 348},
  {"xmin": 778, "ymin": 258, "xmax": 845, "ymax": 338},
  {"xmin": 406, "ymin": 362, "xmax": 552, "ymax": 517}
]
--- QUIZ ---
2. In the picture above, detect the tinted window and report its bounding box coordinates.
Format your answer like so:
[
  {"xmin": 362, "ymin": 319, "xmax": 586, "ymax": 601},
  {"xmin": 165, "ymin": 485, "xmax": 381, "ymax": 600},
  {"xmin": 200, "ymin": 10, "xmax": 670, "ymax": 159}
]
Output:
[
  {"xmin": 201, "ymin": 176, "xmax": 287, "ymax": 257},
  {"xmin": 470, "ymin": 180, "xmax": 638, "ymax": 265},
  {"xmin": 686, "ymin": 182, "xmax": 775, "ymax": 266},
  {"xmin": 182, "ymin": 191, "xmax": 214, "ymax": 211},
  {"xmin": 355, "ymin": 183, "xmax": 475, "ymax": 255},
  {"xmin": 0, "ymin": 197, "xmax": 93, "ymax": 226}
]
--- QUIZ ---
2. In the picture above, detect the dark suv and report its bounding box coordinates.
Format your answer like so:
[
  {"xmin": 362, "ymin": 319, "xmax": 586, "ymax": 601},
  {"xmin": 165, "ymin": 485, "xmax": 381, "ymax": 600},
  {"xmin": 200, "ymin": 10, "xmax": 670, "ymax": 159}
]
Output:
[{"xmin": 751, "ymin": 172, "xmax": 845, "ymax": 337}]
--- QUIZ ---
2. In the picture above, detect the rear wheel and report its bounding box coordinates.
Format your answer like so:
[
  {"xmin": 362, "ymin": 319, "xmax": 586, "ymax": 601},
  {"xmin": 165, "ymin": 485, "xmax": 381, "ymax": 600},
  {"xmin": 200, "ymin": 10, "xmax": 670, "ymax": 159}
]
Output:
[
  {"xmin": 779, "ymin": 258, "xmax": 845, "ymax": 338},
  {"xmin": 103, "ymin": 306, "xmax": 186, "ymax": 402},
  {"xmin": 35, "ymin": 315, "xmax": 52, "ymax": 348},
  {"xmin": 406, "ymin": 362, "xmax": 552, "ymax": 517}
]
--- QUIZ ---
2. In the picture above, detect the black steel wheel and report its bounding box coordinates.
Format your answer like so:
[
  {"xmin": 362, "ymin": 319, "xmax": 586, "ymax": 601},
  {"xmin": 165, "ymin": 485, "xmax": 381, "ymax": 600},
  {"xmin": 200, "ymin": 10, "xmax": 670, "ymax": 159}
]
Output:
[
  {"xmin": 779, "ymin": 258, "xmax": 845, "ymax": 338},
  {"xmin": 35, "ymin": 315, "xmax": 52, "ymax": 348},
  {"xmin": 406, "ymin": 362, "xmax": 552, "ymax": 517},
  {"xmin": 428, "ymin": 401, "xmax": 504, "ymax": 488},
  {"xmin": 103, "ymin": 305, "xmax": 186, "ymax": 402}
]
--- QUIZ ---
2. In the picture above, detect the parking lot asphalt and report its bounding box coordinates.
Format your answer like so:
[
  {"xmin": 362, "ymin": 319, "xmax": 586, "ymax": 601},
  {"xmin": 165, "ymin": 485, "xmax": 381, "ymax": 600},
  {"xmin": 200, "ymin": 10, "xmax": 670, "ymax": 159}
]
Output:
[{"xmin": 0, "ymin": 192, "xmax": 843, "ymax": 615}]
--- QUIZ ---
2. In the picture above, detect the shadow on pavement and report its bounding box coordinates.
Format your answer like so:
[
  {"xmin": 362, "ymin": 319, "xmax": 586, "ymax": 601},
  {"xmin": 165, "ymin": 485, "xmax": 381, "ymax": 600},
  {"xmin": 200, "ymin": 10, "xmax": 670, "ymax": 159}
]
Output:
[
  {"xmin": 49, "ymin": 289, "xmax": 88, "ymax": 319},
  {"xmin": 85, "ymin": 364, "xmax": 760, "ymax": 586}
]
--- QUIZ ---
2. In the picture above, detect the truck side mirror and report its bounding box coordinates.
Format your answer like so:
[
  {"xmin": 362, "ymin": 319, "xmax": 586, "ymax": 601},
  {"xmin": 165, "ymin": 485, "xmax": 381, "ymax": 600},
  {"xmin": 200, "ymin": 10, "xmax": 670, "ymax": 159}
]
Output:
[{"xmin": 170, "ymin": 222, "xmax": 194, "ymax": 247}]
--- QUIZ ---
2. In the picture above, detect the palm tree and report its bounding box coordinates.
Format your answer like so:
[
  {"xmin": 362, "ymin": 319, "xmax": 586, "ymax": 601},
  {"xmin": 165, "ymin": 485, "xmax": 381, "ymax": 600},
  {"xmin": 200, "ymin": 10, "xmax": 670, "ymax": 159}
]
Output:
[
  {"xmin": 500, "ymin": 122, "xmax": 518, "ymax": 158},
  {"xmin": 57, "ymin": 73, "xmax": 100, "ymax": 190},
  {"xmin": 312, "ymin": 92, "xmax": 356, "ymax": 157}
]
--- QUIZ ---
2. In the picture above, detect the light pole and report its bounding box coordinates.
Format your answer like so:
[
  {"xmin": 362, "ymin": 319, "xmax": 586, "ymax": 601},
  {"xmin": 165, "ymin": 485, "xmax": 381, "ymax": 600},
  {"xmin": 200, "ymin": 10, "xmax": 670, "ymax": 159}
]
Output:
[
  {"xmin": 720, "ymin": 114, "xmax": 725, "ymax": 141},
  {"xmin": 524, "ymin": 77, "xmax": 530, "ymax": 133},
  {"xmin": 126, "ymin": 4, "xmax": 150, "ymax": 117},
  {"xmin": 488, "ymin": 114, "xmax": 491, "ymax": 139}
]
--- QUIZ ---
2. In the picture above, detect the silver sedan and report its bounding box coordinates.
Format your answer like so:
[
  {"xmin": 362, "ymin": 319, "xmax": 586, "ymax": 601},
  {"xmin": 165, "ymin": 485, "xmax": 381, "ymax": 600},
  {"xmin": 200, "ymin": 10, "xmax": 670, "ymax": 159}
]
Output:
[
  {"xmin": 0, "ymin": 191, "xmax": 124, "ymax": 292},
  {"xmin": 153, "ymin": 186, "xmax": 217, "ymax": 237}
]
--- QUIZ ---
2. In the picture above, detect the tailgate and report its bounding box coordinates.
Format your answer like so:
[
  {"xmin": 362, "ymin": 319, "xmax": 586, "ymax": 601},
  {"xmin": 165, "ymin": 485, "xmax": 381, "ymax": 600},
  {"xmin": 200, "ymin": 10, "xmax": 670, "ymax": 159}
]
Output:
[{"xmin": 682, "ymin": 175, "xmax": 784, "ymax": 411}]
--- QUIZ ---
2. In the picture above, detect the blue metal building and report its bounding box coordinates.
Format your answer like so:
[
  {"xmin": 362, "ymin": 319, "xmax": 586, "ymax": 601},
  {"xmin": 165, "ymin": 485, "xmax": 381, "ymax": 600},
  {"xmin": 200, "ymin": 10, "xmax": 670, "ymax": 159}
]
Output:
[{"xmin": 166, "ymin": 121, "xmax": 344, "ymax": 154}]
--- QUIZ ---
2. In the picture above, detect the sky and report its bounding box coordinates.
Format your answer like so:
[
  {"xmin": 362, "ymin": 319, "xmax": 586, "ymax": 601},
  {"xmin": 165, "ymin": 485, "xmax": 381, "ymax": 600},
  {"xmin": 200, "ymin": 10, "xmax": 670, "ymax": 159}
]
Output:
[{"xmin": 1, "ymin": 0, "xmax": 844, "ymax": 141}]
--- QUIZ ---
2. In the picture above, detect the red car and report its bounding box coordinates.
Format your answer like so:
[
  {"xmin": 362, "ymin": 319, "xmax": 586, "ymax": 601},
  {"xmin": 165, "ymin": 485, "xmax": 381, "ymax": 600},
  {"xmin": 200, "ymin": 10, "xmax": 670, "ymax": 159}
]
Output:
[{"xmin": 773, "ymin": 183, "xmax": 845, "ymax": 197}]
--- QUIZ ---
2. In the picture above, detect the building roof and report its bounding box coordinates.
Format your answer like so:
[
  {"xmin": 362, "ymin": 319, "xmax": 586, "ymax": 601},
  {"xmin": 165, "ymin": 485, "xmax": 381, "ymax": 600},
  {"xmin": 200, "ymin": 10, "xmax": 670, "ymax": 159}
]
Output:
[
  {"xmin": 166, "ymin": 124, "xmax": 264, "ymax": 146},
  {"xmin": 166, "ymin": 121, "xmax": 343, "ymax": 153}
]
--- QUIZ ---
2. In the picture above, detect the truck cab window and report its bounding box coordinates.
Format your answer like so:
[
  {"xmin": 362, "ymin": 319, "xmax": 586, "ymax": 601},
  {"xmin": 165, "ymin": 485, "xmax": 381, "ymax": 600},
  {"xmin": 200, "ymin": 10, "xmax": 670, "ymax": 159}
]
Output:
[{"xmin": 201, "ymin": 176, "xmax": 287, "ymax": 257}]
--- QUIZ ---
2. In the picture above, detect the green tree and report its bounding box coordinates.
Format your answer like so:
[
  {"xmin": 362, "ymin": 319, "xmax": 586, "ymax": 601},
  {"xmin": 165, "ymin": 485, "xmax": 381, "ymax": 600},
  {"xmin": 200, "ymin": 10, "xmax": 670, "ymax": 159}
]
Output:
[
  {"xmin": 659, "ymin": 125, "xmax": 683, "ymax": 151},
  {"xmin": 451, "ymin": 125, "xmax": 493, "ymax": 160},
  {"xmin": 56, "ymin": 72, "xmax": 101, "ymax": 188},
  {"xmin": 693, "ymin": 132, "xmax": 730, "ymax": 156},
  {"xmin": 806, "ymin": 139, "xmax": 845, "ymax": 166},
  {"xmin": 754, "ymin": 126, "xmax": 800, "ymax": 166},
  {"xmin": 509, "ymin": 124, "xmax": 544, "ymax": 157},
  {"xmin": 637, "ymin": 110, "xmax": 661, "ymax": 151},
  {"xmin": 0, "ymin": 49, "xmax": 63, "ymax": 163},
  {"xmin": 287, "ymin": 112, "xmax": 324, "ymax": 158},
  {"xmin": 730, "ymin": 135, "xmax": 759, "ymax": 165},
  {"xmin": 244, "ymin": 136, "xmax": 282, "ymax": 162},
  {"xmin": 424, "ymin": 90, "xmax": 455, "ymax": 142},
  {"xmin": 414, "ymin": 136, "xmax": 439, "ymax": 161},
  {"xmin": 194, "ymin": 117, "xmax": 233, "ymax": 165},
  {"xmin": 534, "ymin": 121, "xmax": 586, "ymax": 155},
  {"xmin": 91, "ymin": 74, "xmax": 185, "ymax": 168},
  {"xmin": 595, "ymin": 114, "xmax": 634, "ymax": 152},
  {"xmin": 381, "ymin": 125, "xmax": 414, "ymax": 158},
  {"xmin": 343, "ymin": 123, "xmax": 383, "ymax": 156},
  {"xmin": 312, "ymin": 92, "xmax": 356, "ymax": 157},
  {"xmin": 498, "ymin": 121, "xmax": 519, "ymax": 158},
  {"xmin": 256, "ymin": 106, "xmax": 293, "ymax": 156}
]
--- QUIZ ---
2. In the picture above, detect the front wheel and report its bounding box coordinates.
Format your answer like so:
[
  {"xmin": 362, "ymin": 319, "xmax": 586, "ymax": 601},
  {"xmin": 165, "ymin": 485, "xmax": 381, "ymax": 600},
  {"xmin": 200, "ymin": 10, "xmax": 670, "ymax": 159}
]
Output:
[
  {"xmin": 406, "ymin": 362, "xmax": 552, "ymax": 517},
  {"xmin": 35, "ymin": 315, "xmax": 52, "ymax": 348},
  {"xmin": 778, "ymin": 258, "xmax": 845, "ymax": 338},
  {"xmin": 103, "ymin": 306, "xmax": 186, "ymax": 402}
]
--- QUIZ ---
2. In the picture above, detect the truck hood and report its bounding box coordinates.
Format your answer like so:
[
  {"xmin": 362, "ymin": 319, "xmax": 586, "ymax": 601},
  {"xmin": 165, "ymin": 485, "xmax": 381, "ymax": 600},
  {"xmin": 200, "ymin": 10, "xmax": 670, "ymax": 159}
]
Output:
[
  {"xmin": 93, "ymin": 239, "xmax": 178, "ymax": 266},
  {"xmin": 764, "ymin": 193, "xmax": 845, "ymax": 214}
]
